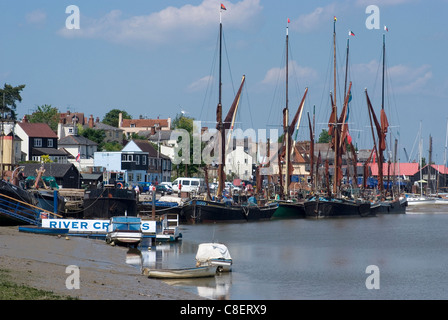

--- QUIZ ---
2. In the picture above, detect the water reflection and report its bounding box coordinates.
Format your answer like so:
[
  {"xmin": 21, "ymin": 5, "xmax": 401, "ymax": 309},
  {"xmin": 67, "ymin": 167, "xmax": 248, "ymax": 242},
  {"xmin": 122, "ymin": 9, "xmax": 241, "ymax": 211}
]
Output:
[{"xmin": 124, "ymin": 242, "xmax": 232, "ymax": 300}]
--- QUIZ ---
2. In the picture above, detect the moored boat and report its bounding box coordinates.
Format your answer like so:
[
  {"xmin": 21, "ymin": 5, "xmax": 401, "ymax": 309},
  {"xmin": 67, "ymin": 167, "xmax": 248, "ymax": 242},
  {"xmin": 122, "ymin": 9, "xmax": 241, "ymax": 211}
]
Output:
[
  {"xmin": 83, "ymin": 185, "xmax": 137, "ymax": 219},
  {"xmin": 304, "ymin": 197, "xmax": 373, "ymax": 218},
  {"xmin": 406, "ymin": 195, "xmax": 437, "ymax": 206},
  {"xmin": 370, "ymin": 197, "xmax": 407, "ymax": 214},
  {"xmin": 182, "ymin": 199, "xmax": 278, "ymax": 223},
  {"xmin": 142, "ymin": 266, "xmax": 217, "ymax": 279},
  {"xmin": 106, "ymin": 216, "xmax": 143, "ymax": 246},
  {"xmin": 195, "ymin": 243, "xmax": 233, "ymax": 272},
  {"xmin": 272, "ymin": 200, "xmax": 306, "ymax": 219}
]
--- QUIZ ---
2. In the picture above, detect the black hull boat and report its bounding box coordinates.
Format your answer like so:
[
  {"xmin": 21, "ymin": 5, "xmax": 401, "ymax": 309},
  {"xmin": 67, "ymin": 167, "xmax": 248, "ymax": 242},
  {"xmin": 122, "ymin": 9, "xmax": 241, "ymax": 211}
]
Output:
[
  {"xmin": 304, "ymin": 197, "xmax": 374, "ymax": 218},
  {"xmin": 0, "ymin": 180, "xmax": 40, "ymax": 226},
  {"xmin": 182, "ymin": 199, "xmax": 278, "ymax": 224},
  {"xmin": 28, "ymin": 189, "xmax": 66, "ymax": 215},
  {"xmin": 370, "ymin": 198, "xmax": 407, "ymax": 214},
  {"xmin": 83, "ymin": 186, "xmax": 137, "ymax": 219},
  {"xmin": 272, "ymin": 200, "xmax": 306, "ymax": 219}
]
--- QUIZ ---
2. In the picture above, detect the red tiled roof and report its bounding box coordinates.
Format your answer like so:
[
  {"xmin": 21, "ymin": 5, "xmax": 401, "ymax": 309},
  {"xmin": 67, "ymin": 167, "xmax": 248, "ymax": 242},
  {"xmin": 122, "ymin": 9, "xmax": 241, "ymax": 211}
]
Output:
[
  {"xmin": 18, "ymin": 122, "xmax": 58, "ymax": 138},
  {"xmin": 121, "ymin": 119, "xmax": 169, "ymax": 128},
  {"xmin": 369, "ymin": 162, "xmax": 419, "ymax": 176},
  {"xmin": 429, "ymin": 164, "xmax": 448, "ymax": 174}
]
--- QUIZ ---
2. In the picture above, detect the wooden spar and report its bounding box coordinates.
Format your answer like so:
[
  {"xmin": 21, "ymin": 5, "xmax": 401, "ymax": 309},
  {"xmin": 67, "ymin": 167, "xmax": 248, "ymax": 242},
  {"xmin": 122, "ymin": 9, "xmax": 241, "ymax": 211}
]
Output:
[
  {"xmin": 288, "ymin": 88, "xmax": 308, "ymax": 166},
  {"xmin": 307, "ymin": 112, "xmax": 314, "ymax": 192},
  {"xmin": 365, "ymin": 89, "xmax": 383, "ymax": 194},
  {"xmin": 224, "ymin": 75, "xmax": 246, "ymax": 149}
]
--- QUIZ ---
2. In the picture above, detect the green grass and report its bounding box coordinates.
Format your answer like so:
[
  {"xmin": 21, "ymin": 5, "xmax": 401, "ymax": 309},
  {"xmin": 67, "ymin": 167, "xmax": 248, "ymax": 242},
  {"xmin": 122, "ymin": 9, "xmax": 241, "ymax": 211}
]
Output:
[{"xmin": 0, "ymin": 269, "xmax": 78, "ymax": 300}]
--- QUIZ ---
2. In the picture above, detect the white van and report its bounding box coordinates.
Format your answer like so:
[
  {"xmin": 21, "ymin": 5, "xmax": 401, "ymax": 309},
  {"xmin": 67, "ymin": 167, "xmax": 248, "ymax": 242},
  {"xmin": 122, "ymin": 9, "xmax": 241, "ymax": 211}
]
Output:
[{"xmin": 172, "ymin": 178, "xmax": 206, "ymax": 193}]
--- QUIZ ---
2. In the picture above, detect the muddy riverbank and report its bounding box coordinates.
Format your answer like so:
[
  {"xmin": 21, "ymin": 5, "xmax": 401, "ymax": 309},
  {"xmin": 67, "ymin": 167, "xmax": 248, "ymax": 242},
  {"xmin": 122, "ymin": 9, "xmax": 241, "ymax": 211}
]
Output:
[{"xmin": 0, "ymin": 226, "xmax": 204, "ymax": 300}]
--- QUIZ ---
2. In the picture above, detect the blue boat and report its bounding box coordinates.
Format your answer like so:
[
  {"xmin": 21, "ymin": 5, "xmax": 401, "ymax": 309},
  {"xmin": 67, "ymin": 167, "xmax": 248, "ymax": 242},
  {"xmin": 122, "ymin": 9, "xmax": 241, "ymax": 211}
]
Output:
[{"xmin": 18, "ymin": 225, "xmax": 69, "ymax": 235}]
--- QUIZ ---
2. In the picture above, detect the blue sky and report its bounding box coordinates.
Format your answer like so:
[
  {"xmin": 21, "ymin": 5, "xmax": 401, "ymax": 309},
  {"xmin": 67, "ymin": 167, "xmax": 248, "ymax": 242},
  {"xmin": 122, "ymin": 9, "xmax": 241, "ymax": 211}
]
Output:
[{"xmin": 1, "ymin": 0, "xmax": 448, "ymax": 164}]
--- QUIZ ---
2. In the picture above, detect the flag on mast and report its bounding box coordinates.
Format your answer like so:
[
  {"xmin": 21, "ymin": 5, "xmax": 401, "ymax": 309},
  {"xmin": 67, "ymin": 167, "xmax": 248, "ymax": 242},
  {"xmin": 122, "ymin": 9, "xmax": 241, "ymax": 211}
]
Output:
[
  {"xmin": 287, "ymin": 18, "xmax": 290, "ymax": 23},
  {"xmin": 349, "ymin": 30, "xmax": 355, "ymax": 36},
  {"xmin": 221, "ymin": 3, "xmax": 227, "ymax": 10},
  {"xmin": 384, "ymin": 25, "xmax": 388, "ymax": 32}
]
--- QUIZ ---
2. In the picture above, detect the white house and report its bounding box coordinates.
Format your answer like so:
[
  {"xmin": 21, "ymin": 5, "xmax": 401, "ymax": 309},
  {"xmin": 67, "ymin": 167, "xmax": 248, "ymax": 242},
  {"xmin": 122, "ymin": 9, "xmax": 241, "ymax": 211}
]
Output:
[{"xmin": 226, "ymin": 145, "xmax": 253, "ymax": 180}]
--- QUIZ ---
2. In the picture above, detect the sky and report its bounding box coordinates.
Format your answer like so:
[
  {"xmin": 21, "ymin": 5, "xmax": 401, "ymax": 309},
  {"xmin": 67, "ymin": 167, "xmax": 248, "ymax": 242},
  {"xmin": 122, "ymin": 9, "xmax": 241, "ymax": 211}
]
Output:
[{"xmin": 2, "ymin": 0, "xmax": 448, "ymax": 164}]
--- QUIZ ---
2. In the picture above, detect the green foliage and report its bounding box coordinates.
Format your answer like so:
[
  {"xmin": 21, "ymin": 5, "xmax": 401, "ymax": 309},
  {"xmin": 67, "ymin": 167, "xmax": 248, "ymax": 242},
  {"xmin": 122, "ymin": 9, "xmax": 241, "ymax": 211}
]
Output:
[
  {"xmin": 28, "ymin": 104, "xmax": 60, "ymax": 132},
  {"xmin": 103, "ymin": 109, "xmax": 132, "ymax": 127},
  {"xmin": 78, "ymin": 126, "xmax": 106, "ymax": 151},
  {"xmin": 172, "ymin": 113, "xmax": 201, "ymax": 176},
  {"xmin": 103, "ymin": 141, "xmax": 123, "ymax": 151},
  {"xmin": 0, "ymin": 269, "xmax": 77, "ymax": 300},
  {"xmin": 0, "ymin": 83, "xmax": 26, "ymax": 120},
  {"xmin": 40, "ymin": 155, "xmax": 53, "ymax": 163},
  {"xmin": 318, "ymin": 129, "xmax": 331, "ymax": 143}
]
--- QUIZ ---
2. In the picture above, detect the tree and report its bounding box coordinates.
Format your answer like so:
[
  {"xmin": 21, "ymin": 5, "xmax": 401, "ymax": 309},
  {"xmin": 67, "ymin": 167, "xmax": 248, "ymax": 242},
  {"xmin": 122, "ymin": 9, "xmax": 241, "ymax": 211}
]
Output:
[
  {"xmin": 103, "ymin": 109, "xmax": 132, "ymax": 128},
  {"xmin": 318, "ymin": 129, "xmax": 331, "ymax": 143},
  {"xmin": 28, "ymin": 105, "xmax": 60, "ymax": 131},
  {"xmin": 0, "ymin": 83, "xmax": 26, "ymax": 120},
  {"xmin": 172, "ymin": 113, "xmax": 200, "ymax": 177},
  {"xmin": 103, "ymin": 141, "xmax": 123, "ymax": 151},
  {"xmin": 78, "ymin": 126, "xmax": 106, "ymax": 151}
]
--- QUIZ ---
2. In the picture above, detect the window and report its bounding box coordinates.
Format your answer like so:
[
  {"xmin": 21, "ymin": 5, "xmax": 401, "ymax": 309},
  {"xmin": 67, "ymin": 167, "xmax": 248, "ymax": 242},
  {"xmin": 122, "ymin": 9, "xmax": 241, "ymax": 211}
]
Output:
[
  {"xmin": 34, "ymin": 138, "xmax": 42, "ymax": 147},
  {"xmin": 136, "ymin": 173, "xmax": 142, "ymax": 182},
  {"xmin": 191, "ymin": 181, "xmax": 199, "ymax": 186},
  {"xmin": 128, "ymin": 173, "xmax": 133, "ymax": 182},
  {"xmin": 182, "ymin": 180, "xmax": 190, "ymax": 186},
  {"xmin": 136, "ymin": 155, "xmax": 140, "ymax": 165},
  {"xmin": 47, "ymin": 139, "xmax": 53, "ymax": 148},
  {"xmin": 127, "ymin": 155, "xmax": 133, "ymax": 162},
  {"xmin": 142, "ymin": 156, "xmax": 146, "ymax": 165}
]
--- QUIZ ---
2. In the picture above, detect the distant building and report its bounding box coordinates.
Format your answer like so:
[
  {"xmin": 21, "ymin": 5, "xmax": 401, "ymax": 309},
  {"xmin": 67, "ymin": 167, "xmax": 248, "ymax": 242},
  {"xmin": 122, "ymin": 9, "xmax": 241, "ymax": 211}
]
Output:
[
  {"xmin": 118, "ymin": 112, "xmax": 171, "ymax": 139},
  {"xmin": 59, "ymin": 110, "xmax": 86, "ymax": 126},
  {"xmin": 16, "ymin": 118, "xmax": 68, "ymax": 163},
  {"xmin": 22, "ymin": 163, "xmax": 81, "ymax": 189}
]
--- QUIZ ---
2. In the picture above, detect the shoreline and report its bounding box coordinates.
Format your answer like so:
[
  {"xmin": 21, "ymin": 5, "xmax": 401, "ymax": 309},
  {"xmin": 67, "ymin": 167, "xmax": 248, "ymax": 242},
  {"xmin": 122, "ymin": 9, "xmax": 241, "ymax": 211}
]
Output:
[{"xmin": 0, "ymin": 226, "xmax": 204, "ymax": 300}]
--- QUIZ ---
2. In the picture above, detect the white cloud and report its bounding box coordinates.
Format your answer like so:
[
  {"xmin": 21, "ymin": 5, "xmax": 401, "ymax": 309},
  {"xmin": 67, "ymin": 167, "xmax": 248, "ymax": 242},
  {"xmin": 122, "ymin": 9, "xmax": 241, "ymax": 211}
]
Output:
[
  {"xmin": 289, "ymin": 3, "xmax": 338, "ymax": 34},
  {"xmin": 352, "ymin": 60, "xmax": 432, "ymax": 94},
  {"xmin": 58, "ymin": 0, "xmax": 263, "ymax": 47},
  {"xmin": 26, "ymin": 9, "xmax": 47, "ymax": 25},
  {"xmin": 187, "ymin": 75, "xmax": 214, "ymax": 92},
  {"xmin": 261, "ymin": 60, "xmax": 318, "ymax": 85}
]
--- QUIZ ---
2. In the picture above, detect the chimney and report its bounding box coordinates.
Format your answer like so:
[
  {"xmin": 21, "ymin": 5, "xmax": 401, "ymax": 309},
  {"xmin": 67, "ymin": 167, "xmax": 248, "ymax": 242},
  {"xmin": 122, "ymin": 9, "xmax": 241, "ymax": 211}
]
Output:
[
  {"xmin": 118, "ymin": 113, "xmax": 123, "ymax": 128},
  {"xmin": 88, "ymin": 115, "xmax": 94, "ymax": 128},
  {"xmin": 96, "ymin": 117, "xmax": 100, "ymax": 123},
  {"xmin": 22, "ymin": 115, "xmax": 28, "ymax": 123}
]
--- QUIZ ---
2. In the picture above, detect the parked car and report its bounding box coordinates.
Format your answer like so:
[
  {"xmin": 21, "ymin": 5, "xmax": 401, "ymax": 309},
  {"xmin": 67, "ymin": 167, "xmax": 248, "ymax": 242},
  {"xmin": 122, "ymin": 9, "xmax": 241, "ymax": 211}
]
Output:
[
  {"xmin": 138, "ymin": 182, "xmax": 153, "ymax": 193},
  {"xmin": 172, "ymin": 178, "xmax": 206, "ymax": 193},
  {"xmin": 156, "ymin": 184, "xmax": 172, "ymax": 195}
]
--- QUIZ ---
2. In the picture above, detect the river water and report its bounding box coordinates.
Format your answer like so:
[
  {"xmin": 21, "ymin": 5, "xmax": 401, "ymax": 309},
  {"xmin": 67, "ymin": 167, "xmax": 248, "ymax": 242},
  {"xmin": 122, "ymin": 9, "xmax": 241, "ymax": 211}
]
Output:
[{"xmin": 128, "ymin": 204, "xmax": 448, "ymax": 300}]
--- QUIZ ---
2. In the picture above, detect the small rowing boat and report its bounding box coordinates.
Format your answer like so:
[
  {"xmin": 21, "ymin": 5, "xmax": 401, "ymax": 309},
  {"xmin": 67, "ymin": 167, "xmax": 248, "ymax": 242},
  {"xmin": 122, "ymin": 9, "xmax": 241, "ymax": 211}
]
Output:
[{"xmin": 142, "ymin": 266, "xmax": 217, "ymax": 279}]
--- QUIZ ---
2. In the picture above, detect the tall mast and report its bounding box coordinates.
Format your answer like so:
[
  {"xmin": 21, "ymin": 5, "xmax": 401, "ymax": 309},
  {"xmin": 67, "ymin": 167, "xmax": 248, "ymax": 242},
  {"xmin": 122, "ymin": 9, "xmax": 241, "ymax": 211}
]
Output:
[
  {"xmin": 344, "ymin": 37, "xmax": 349, "ymax": 99},
  {"xmin": 332, "ymin": 16, "xmax": 339, "ymax": 195},
  {"xmin": 381, "ymin": 33, "xmax": 385, "ymax": 111},
  {"xmin": 284, "ymin": 20, "xmax": 290, "ymax": 198},
  {"xmin": 216, "ymin": 5, "xmax": 225, "ymax": 199}
]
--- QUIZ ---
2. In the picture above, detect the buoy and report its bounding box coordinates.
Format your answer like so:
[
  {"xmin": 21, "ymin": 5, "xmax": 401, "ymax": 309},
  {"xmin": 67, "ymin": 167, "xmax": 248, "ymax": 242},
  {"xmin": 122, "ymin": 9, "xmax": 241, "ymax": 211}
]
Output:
[{"xmin": 65, "ymin": 236, "xmax": 69, "ymax": 240}]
